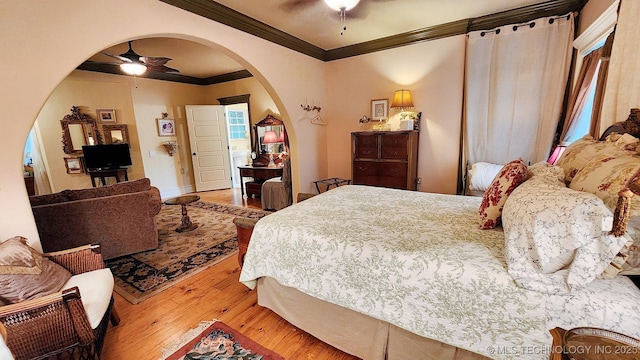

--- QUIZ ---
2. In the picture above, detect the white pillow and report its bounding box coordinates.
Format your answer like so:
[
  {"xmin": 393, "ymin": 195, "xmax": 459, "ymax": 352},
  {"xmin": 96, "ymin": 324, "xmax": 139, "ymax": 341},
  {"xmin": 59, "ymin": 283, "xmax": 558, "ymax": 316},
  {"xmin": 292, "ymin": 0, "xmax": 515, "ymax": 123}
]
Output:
[
  {"xmin": 468, "ymin": 162, "xmax": 503, "ymax": 192},
  {"xmin": 502, "ymin": 174, "xmax": 629, "ymax": 294}
]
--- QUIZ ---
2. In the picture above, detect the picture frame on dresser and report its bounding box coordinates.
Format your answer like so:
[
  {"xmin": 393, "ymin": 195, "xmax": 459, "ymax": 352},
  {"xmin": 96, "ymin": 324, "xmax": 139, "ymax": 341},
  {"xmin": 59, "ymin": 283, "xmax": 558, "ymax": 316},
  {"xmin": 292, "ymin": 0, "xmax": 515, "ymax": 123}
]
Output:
[{"xmin": 371, "ymin": 99, "xmax": 388, "ymax": 121}]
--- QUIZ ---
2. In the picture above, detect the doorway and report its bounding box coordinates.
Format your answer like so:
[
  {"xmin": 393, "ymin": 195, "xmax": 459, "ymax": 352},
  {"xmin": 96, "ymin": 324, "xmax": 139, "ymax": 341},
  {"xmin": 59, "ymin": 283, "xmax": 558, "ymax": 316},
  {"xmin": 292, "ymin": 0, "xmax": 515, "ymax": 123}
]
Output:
[{"xmin": 225, "ymin": 103, "xmax": 251, "ymax": 188}]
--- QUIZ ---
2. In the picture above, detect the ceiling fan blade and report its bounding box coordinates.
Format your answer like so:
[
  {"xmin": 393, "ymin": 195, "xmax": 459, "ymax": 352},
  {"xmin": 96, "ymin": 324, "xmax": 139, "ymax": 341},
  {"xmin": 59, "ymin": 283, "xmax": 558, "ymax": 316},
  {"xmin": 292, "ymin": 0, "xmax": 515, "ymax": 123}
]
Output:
[
  {"xmin": 140, "ymin": 56, "xmax": 172, "ymax": 66},
  {"xmin": 146, "ymin": 64, "xmax": 180, "ymax": 73},
  {"xmin": 280, "ymin": 0, "xmax": 316, "ymax": 12},
  {"xmin": 101, "ymin": 51, "xmax": 132, "ymax": 63}
]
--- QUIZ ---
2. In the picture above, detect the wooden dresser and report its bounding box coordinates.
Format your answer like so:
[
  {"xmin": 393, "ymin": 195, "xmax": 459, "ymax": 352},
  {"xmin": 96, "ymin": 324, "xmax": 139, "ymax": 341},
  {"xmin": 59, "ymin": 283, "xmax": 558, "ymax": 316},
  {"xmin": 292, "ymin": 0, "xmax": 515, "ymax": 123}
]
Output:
[{"xmin": 351, "ymin": 130, "xmax": 419, "ymax": 190}]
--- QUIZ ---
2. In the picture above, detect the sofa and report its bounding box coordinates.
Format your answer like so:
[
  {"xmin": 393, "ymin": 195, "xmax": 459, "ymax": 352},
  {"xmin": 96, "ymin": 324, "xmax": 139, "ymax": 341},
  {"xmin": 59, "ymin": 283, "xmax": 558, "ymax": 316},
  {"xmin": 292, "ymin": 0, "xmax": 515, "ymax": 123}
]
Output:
[{"xmin": 29, "ymin": 178, "xmax": 162, "ymax": 259}]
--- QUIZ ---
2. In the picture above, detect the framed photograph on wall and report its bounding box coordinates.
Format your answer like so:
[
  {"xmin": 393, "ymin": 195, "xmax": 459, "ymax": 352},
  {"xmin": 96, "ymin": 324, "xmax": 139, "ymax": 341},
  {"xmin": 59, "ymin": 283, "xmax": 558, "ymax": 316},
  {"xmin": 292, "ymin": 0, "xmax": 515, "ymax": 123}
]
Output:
[
  {"xmin": 103, "ymin": 124, "xmax": 130, "ymax": 144},
  {"xmin": 96, "ymin": 109, "xmax": 117, "ymax": 124},
  {"xmin": 64, "ymin": 157, "xmax": 84, "ymax": 174},
  {"xmin": 371, "ymin": 99, "xmax": 388, "ymax": 121},
  {"xmin": 157, "ymin": 118, "xmax": 176, "ymax": 136}
]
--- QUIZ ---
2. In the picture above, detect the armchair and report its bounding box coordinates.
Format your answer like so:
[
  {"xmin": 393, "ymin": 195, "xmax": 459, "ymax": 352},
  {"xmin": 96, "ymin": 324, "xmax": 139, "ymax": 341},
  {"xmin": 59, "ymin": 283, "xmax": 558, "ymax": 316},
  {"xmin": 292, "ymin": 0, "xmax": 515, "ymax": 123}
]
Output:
[{"xmin": 0, "ymin": 244, "xmax": 118, "ymax": 360}]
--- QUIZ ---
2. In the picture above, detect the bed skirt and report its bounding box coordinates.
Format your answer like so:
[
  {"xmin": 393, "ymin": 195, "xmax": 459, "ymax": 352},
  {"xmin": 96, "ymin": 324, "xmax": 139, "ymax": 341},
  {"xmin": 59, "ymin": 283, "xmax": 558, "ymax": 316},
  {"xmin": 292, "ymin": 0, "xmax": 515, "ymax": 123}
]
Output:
[{"xmin": 257, "ymin": 277, "xmax": 490, "ymax": 360}]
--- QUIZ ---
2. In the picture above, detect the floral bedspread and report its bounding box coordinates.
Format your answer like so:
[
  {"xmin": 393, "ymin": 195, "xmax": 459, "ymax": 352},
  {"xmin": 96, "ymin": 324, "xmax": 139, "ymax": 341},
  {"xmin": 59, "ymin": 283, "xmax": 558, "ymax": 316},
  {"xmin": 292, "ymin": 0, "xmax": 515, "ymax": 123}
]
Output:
[{"xmin": 239, "ymin": 185, "xmax": 640, "ymax": 359}]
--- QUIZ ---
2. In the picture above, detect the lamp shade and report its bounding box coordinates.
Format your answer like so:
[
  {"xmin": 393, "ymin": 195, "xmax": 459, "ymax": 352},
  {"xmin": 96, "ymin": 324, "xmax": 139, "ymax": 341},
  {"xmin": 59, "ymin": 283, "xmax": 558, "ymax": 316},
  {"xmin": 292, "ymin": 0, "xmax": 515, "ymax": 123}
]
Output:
[
  {"xmin": 323, "ymin": 0, "xmax": 360, "ymax": 11},
  {"xmin": 277, "ymin": 130, "xmax": 285, "ymax": 142},
  {"xmin": 120, "ymin": 62, "xmax": 147, "ymax": 76},
  {"xmin": 262, "ymin": 130, "xmax": 279, "ymax": 144},
  {"xmin": 390, "ymin": 90, "xmax": 414, "ymax": 110}
]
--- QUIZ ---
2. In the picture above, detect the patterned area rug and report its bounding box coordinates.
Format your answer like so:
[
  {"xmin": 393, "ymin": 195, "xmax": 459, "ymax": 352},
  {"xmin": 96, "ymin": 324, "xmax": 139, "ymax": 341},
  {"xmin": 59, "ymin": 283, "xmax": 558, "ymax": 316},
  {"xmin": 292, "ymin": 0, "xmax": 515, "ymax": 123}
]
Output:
[
  {"xmin": 161, "ymin": 320, "xmax": 284, "ymax": 360},
  {"xmin": 106, "ymin": 201, "xmax": 269, "ymax": 304}
]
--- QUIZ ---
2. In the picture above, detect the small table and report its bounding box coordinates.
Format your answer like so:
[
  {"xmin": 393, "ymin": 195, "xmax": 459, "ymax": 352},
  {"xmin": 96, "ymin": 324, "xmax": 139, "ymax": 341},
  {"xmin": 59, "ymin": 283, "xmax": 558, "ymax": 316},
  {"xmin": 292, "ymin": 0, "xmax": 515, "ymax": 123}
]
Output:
[
  {"xmin": 87, "ymin": 168, "xmax": 128, "ymax": 187},
  {"xmin": 237, "ymin": 165, "xmax": 283, "ymax": 198},
  {"xmin": 163, "ymin": 195, "xmax": 200, "ymax": 232}
]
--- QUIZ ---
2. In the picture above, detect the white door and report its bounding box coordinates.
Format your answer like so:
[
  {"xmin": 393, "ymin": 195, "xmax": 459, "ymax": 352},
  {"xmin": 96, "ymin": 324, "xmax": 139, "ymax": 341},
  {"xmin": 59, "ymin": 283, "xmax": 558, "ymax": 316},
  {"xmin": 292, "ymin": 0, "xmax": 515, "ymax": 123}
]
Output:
[{"xmin": 186, "ymin": 105, "xmax": 232, "ymax": 191}]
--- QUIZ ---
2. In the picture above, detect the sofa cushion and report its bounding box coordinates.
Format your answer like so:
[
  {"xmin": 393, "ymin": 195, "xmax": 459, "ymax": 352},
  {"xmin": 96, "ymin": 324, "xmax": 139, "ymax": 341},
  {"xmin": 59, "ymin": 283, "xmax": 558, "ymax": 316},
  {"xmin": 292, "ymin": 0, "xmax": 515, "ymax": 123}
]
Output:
[
  {"xmin": 30, "ymin": 178, "xmax": 152, "ymax": 206},
  {"xmin": 62, "ymin": 268, "xmax": 114, "ymax": 329}
]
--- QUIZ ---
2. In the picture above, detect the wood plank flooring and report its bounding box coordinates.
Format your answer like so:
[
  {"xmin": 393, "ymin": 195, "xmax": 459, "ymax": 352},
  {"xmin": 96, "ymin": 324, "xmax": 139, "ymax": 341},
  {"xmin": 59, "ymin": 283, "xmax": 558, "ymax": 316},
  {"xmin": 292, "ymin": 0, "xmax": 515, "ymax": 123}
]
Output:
[{"xmin": 102, "ymin": 188, "xmax": 358, "ymax": 360}]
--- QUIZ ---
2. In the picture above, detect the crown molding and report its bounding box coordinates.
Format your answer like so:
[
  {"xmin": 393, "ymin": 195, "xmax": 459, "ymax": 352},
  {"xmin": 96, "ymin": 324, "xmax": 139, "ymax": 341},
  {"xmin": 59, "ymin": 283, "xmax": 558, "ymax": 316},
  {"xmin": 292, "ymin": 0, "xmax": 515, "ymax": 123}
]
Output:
[
  {"xmin": 77, "ymin": 61, "xmax": 253, "ymax": 85},
  {"xmin": 162, "ymin": 0, "xmax": 586, "ymax": 62}
]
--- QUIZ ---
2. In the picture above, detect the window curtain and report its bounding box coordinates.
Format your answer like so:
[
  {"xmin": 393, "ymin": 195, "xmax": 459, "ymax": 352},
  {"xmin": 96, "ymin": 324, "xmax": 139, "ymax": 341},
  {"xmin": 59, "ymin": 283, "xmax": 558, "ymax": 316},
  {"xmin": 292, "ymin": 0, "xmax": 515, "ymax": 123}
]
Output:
[
  {"xmin": 559, "ymin": 49, "xmax": 602, "ymax": 145},
  {"xmin": 464, "ymin": 13, "xmax": 574, "ymax": 166},
  {"xmin": 29, "ymin": 126, "xmax": 52, "ymax": 195},
  {"xmin": 589, "ymin": 31, "xmax": 615, "ymax": 138},
  {"xmin": 600, "ymin": 0, "xmax": 639, "ymax": 134}
]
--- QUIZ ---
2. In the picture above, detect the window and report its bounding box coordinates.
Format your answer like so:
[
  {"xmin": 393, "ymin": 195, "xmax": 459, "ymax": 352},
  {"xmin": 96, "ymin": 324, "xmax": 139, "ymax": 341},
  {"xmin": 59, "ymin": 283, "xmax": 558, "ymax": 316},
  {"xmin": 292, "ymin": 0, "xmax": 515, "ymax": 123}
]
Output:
[{"xmin": 227, "ymin": 110, "xmax": 248, "ymax": 139}]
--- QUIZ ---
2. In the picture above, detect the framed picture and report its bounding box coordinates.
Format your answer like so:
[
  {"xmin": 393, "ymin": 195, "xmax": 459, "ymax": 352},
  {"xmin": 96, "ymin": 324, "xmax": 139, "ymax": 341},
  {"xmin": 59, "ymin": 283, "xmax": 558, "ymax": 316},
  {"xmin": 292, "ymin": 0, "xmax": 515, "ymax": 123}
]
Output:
[
  {"xmin": 103, "ymin": 124, "xmax": 130, "ymax": 144},
  {"xmin": 371, "ymin": 99, "xmax": 388, "ymax": 121},
  {"xmin": 96, "ymin": 109, "xmax": 117, "ymax": 124},
  {"xmin": 64, "ymin": 157, "xmax": 84, "ymax": 174},
  {"xmin": 157, "ymin": 118, "xmax": 176, "ymax": 136}
]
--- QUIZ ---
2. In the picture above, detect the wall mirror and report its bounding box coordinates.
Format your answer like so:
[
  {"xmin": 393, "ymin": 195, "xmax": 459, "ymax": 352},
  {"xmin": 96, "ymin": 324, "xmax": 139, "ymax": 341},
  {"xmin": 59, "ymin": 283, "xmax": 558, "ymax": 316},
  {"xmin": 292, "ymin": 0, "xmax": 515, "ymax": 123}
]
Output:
[
  {"xmin": 103, "ymin": 124, "xmax": 130, "ymax": 144},
  {"xmin": 252, "ymin": 114, "xmax": 288, "ymax": 167},
  {"xmin": 61, "ymin": 106, "xmax": 103, "ymax": 154}
]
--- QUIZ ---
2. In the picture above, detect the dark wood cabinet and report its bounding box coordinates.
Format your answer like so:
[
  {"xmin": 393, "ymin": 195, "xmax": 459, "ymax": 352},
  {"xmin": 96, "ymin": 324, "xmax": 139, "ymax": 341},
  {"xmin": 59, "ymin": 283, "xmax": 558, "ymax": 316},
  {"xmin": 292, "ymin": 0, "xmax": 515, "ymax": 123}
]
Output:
[{"xmin": 351, "ymin": 131, "xmax": 419, "ymax": 190}]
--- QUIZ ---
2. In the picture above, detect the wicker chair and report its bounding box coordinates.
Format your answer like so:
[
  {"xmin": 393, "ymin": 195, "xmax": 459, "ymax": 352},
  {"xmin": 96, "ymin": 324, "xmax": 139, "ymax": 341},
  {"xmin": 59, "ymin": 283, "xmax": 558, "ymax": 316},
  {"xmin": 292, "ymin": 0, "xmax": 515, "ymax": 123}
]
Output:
[{"xmin": 0, "ymin": 244, "xmax": 118, "ymax": 360}]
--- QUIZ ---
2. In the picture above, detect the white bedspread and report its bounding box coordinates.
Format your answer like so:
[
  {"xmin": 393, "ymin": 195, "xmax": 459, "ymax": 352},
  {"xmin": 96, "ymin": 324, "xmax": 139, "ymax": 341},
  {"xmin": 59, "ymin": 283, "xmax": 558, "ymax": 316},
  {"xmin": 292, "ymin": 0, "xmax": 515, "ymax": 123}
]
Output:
[{"xmin": 239, "ymin": 185, "xmax": 640, "ymax": 359}]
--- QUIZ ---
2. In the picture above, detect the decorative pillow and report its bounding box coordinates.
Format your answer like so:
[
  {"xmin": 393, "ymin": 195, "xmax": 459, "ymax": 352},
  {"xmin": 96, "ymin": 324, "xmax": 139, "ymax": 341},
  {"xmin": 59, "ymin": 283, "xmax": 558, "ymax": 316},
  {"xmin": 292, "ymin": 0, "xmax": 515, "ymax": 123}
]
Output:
[
  {"xmin": 0, "ymin": 239, "xmax": 72, "ymax": 304},
  {"xmin": 527, "ymin": 161, "xmax": 565, "ymax": 186},
  {"xmin": 0, "ymin": 236, "xmax": 42, "ymax": 275},
  {"xmin": 569, "ymin": 154, "xmax": 640, "ymax": 216},
  {"xmin": 478, "ymin": 158, "xmax": 528, "ymax": 229},
  {"xmin": 468, "ymin": 162, "xmax": 503, "ymax": 192},
  {"xmin": 555, "ymin": 135, "xmax": 637, "ymax": 185},
  {"xmin": 619, "ymin": 216, "xmax": 640, "ymax": 275},
  {"xmin": 503, "ymin": 176, "xmax": 629, "ymax": 294}
]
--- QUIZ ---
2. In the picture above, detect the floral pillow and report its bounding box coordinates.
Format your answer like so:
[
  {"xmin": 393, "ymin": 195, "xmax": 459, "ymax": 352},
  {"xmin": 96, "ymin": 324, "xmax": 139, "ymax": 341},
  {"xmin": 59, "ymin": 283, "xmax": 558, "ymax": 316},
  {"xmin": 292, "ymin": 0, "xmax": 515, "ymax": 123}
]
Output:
[
  {"xmin": 478, "ymin": 158, "xmax": 528, "ymax": 229},
  {"xmin": 569, "ymin": 154, "xmax": 640, "ymax": 216},
  {"xmin": 555, "ymin": 134, "xmax": 638, "ymax": 185},
  {"xmin": 503, "ymin": 175, "xmax": 628, "ymax": 294}
]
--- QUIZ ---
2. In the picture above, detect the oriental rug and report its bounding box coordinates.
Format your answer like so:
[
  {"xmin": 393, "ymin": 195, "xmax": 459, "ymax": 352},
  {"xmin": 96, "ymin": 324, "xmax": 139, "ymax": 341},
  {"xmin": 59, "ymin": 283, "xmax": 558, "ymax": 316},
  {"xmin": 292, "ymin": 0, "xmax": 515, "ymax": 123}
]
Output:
[
  {"xmin": 161, "ymin": 320, "xmax": 284, "ymax": 360},
  {"xmin": 106, "ymin": 201, "xmax": 269, "ymax": 304}
]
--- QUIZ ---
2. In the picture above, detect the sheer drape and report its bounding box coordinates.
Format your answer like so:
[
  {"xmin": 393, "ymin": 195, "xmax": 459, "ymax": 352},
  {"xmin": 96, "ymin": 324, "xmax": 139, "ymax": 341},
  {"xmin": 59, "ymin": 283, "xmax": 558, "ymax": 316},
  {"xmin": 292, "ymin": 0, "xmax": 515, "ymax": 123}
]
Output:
[
  {"xmin": 600, "ymin": 0, "xmax": 639, "ymax": 133},
  {"xmin": 464, "ymin": 13, "xmax": 574, "ymax": 166},
  {"xmin": 29, "ymin": 126, "xmax": 52, "ymax": 195}
]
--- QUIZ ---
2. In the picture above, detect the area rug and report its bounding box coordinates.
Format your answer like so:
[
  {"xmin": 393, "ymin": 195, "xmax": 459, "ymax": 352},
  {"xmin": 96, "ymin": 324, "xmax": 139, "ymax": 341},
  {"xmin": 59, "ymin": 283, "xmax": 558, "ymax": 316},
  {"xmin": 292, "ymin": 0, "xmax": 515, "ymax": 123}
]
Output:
[
  {"xmin": 106, "ymin": 201, "xmax": 269, "ymax": 304},
  {"xmin": 161, "ymin": 320, "xmax": 285, "ymax": 360}
]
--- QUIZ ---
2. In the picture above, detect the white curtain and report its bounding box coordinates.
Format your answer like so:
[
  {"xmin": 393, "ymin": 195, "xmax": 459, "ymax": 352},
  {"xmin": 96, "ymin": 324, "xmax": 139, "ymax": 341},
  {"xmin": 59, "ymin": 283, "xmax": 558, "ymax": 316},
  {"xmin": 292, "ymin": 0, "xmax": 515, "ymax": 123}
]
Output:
[
  {"xmin": 464, "ymin": 13, "xmax": 574, "ymax": 166},
  {"xmin": 600, "ymin": 0, "xmax": 640, "ymax": 132},
  {"xmin": 29, "ymin": 125, "xmax": 52, "ymax": 195}
]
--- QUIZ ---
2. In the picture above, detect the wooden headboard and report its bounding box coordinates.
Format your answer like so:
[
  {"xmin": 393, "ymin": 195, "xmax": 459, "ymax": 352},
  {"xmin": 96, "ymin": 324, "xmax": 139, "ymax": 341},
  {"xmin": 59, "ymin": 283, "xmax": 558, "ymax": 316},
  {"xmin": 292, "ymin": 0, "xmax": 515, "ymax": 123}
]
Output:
[{"xmin": 599, "ymin": 108, "xmax": 640, "ymax": 140}]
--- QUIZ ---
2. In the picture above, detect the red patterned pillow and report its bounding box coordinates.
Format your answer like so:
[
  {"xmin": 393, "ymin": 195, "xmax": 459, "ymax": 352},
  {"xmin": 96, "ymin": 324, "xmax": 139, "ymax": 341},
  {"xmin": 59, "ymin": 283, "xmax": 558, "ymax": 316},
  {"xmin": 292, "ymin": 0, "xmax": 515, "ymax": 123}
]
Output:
[{"xmin": 479, "ymin": 159, "xmax": 528, "ymax": 229}]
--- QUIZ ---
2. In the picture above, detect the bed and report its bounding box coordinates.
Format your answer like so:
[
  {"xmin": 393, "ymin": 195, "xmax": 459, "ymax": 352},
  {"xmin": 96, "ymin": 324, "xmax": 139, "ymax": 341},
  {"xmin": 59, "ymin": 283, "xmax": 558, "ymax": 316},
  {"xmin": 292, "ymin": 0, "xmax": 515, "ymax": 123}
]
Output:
[{"xmin": 239, "ymin": 128, "xmax": 640, "ymax": 360}]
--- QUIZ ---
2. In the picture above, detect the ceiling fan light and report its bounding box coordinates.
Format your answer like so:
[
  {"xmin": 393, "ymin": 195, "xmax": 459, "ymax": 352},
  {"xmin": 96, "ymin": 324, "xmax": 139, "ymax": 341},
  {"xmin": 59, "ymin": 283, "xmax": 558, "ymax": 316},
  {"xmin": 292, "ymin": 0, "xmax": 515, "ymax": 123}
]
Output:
[
  {"xmin": 323, "ymin": 0, "xmax": 360, "ymax": 11},
  {"xmin": 120, "ymin": 62, "xmax": 147, "ymax": 76}
]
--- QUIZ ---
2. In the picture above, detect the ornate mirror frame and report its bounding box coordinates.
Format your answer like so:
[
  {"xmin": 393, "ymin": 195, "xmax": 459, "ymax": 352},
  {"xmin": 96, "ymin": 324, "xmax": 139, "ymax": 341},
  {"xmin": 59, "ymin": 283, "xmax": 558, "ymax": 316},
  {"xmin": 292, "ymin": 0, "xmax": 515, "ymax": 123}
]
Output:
[
  {"xmin": 252, "ymin": 114, "xmax": 289, "ymax": 167},
  {"xmin": 61, "ymin": 106, "xmax": 103, "ymax": 154}
]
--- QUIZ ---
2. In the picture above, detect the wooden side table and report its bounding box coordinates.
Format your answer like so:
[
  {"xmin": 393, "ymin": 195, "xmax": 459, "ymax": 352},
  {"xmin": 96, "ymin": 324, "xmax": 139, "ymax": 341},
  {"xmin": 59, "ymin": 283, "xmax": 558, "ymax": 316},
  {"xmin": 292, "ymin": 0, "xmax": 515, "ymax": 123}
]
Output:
[
  {"xmin": 87, "ymin": 168, "xmax": 128, "ymax": 187},
  {"xmin": 163, "ymin": 195, "xmax": 200, "ymax": 232}
]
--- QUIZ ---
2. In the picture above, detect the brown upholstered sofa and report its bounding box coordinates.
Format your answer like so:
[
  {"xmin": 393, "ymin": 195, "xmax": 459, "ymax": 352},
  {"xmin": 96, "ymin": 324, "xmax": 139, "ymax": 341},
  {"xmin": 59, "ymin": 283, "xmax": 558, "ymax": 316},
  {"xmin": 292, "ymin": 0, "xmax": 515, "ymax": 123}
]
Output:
[{"xmin": 29, "ymin": 178, "xmax": 162, "ymax": 259}]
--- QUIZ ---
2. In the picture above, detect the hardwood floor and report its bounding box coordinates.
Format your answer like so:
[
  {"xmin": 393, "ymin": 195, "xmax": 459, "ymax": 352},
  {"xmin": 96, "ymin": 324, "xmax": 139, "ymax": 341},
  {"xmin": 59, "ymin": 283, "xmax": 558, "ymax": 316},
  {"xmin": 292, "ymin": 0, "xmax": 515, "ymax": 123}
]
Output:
[{"xmin": 102, "ymin": 188, "xmax": 358, "ymax": 360}]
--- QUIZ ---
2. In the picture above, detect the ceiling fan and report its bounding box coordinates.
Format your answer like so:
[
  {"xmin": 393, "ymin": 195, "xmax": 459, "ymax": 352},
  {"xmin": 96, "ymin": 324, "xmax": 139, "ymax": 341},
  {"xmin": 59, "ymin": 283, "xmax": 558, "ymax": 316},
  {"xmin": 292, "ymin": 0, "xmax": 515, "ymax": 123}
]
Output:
[
  {"xmin": 101, "ymin": 40, "xmax": 179, "ymax": 76},
  {"xmin": 281, "ymin": 0, "xmax": 387, "ymax": 35}
]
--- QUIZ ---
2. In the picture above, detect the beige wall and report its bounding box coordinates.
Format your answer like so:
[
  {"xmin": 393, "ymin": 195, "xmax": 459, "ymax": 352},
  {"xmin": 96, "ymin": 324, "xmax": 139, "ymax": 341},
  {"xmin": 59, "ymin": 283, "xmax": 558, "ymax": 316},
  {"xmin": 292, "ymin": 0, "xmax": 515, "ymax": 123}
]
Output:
[
  {"xmin": 0, "ymin": 0, "xmax": 617, "ymax": 249},
  {"xmin": 0, "ymin": 0, "xmax": 326, "ymax": 248},
  {"xmin": 325, "ymin": 35, "xmax": 467, "ymax": 194}
]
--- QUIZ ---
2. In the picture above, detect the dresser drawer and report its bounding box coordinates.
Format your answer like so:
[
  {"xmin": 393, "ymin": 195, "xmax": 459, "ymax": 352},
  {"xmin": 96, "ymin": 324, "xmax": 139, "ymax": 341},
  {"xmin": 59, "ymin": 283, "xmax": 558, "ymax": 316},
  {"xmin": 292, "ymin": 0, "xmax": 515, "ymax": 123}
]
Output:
[
  {"xmin": 381, "ymin": 133, "xmax": 409, "ymax": 147},
  {"xmin": 380, "ymin": 146, "xmax": 407, "ymax": 160},
  {"xmin": 355, "ymin": 146, "xmax": 378, "ymax": 159},
  {"xmin": 377, "ymin": 176, "xmax": 408, "ymax": 189},
  {"xmin": 378, "ymin": 162, "xmax": 407, "ymax": 178},
  {"xmin": 353, "ymin": 174, "xmax": 378, "ymax": 186},
  {"xmin": 353, "ymin": 161, "xmax": 378, "ymax": 176},
  {"xmin": 355, "ymin": 133, "xmax": 378, "ymax": 147}
]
